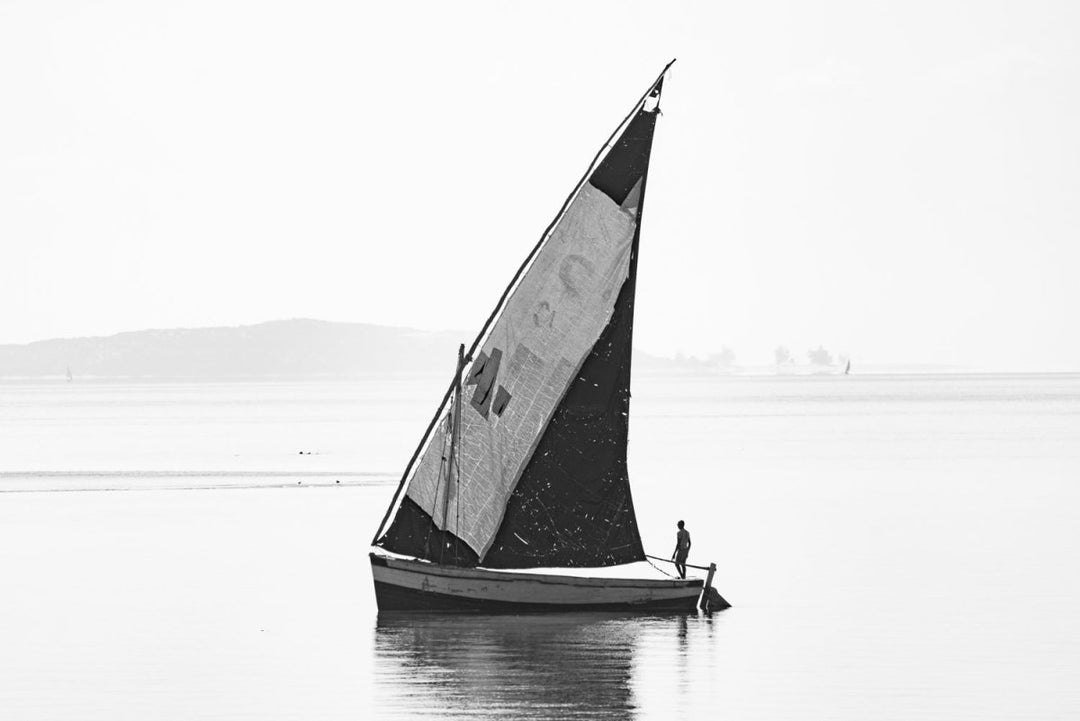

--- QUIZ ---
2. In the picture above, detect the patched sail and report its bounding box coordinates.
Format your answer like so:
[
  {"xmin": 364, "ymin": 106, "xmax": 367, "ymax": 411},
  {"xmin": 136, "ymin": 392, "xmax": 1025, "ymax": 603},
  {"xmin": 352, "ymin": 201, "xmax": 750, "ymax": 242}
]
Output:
[{"xmin": 377, "ymin": 75, "xmax": 665, "ymax": 567}]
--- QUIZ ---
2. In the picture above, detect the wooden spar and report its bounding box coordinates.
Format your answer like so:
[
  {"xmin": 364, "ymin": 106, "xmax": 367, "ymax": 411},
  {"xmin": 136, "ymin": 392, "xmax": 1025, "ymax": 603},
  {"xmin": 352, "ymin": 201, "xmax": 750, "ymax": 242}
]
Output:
[
  {"xmin": 369, "ymin": 59, "xmax": 677, "ymax": 546},
  {"xmin": 453, "ymin": 343, "xmax": 463, "ymax": 468},
  {"xmin": 440, "ymin": 344, "xmax": 465, "ymax": 539},
  {"xmin": 699, "ymin": 562, "xmax": 717, "ymax": 611},
  {"xmin": 450, "ymin": 343, "xmax": 464, "ymax": 564}
]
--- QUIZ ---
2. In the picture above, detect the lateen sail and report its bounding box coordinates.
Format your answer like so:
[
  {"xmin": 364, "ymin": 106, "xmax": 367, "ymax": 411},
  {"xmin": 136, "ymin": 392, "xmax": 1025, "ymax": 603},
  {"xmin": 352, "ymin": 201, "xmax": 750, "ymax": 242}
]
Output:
[{"xmin": 377, "ymin": 78, "xmax": 665, "ymax": 567}]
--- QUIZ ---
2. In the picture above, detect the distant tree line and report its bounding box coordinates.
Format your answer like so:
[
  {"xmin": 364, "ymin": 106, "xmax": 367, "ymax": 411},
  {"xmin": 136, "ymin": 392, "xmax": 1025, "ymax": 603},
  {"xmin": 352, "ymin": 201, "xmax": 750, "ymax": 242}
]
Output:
[
  {"xmin": 667, "ymin": 344, "xmax": 850, "ymax": 369},
  {"xmin": 776, "ymin": 345, "xmax": 848, "ymax": 367}
]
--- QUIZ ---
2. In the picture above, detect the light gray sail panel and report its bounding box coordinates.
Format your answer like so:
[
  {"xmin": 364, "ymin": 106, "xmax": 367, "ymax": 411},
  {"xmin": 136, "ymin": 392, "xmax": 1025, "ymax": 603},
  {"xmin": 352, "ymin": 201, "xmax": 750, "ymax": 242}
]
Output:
[{"xmin": 404, "ymin": 182, "xmax": 638, "ymax": 558}]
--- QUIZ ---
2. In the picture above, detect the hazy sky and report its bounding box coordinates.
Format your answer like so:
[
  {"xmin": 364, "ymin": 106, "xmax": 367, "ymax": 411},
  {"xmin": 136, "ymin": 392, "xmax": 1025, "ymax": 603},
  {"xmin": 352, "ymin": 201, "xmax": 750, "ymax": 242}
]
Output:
[{"xmin": 2, "ymin": 1, "xmax": 1078, "ymax": 370}]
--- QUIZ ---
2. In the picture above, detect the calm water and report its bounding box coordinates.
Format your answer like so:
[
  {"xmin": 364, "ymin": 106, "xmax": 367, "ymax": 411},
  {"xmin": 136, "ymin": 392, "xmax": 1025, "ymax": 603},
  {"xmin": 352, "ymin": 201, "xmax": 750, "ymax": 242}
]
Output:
[{"xmin": 1, "ymin": 373, "xmax": 1078, "ymax": 719}]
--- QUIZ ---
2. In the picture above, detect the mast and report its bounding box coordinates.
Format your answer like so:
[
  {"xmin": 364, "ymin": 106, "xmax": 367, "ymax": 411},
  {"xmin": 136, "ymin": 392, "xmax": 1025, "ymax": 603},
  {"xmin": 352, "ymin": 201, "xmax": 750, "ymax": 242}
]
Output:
[
  {"xmin": 439, "ymin": 344, "xmax": 464, "ymax": 563},
  {"xmin": 449, "ymin": 343, "xmax": 464, "ymax": 564},
  {"xmin": 371, "ymin": 62, "xmax": 675, "ymax": 547}
]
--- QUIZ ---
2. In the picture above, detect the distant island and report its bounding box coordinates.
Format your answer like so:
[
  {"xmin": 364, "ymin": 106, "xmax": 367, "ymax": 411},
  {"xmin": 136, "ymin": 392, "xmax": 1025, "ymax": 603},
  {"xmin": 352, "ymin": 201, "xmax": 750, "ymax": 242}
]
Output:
[
  {"xmin": 0, "ymin": 320, "xmax": 464, "ymax": 379},
  {"xmin": 0, "ymin": 319, "xmax": 685, "ymax": 380}
]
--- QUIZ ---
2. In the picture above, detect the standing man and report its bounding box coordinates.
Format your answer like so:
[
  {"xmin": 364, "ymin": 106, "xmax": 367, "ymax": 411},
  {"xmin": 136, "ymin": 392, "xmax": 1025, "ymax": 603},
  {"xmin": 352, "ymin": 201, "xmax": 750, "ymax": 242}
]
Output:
[{"xmin": 672, "ymin": 520, "xmax": 691, "ymax": 579}]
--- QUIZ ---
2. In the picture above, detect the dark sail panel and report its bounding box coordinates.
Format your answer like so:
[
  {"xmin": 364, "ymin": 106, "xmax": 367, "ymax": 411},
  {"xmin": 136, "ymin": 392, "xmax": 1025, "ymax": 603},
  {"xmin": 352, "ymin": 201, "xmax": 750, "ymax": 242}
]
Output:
[
  {"xmin": 589, "ymin": 96, "xmax": 661, "ymax": 206},
  {"xmin": 482, "ymin": 276, "xmax": 643, "ymax": 567},
  {"xmin": 481, "ymin": 106, "xmax": 659, "ymax": 568},
  {"xmin": 378, "ymin": 496, "xmax": 479, "ymax": 566}
]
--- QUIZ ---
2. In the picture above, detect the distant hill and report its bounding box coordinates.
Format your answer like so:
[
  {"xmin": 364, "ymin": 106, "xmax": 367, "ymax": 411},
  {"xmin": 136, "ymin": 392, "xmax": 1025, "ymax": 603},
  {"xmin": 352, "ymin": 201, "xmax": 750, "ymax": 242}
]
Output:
[
  {"xmin": 0, "ymin": 320, "xmax": 468, "ymax": 378},
  {"xmin": 0, "ymin": 319, "xmax": 682, "ymax": 379}
]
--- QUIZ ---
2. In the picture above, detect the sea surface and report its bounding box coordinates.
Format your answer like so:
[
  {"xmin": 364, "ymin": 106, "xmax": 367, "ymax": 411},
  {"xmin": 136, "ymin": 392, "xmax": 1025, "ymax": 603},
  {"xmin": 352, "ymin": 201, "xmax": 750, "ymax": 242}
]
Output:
[{"xmin": 1, "ymin": 372, "xmax": 1078, "ymax": 720}]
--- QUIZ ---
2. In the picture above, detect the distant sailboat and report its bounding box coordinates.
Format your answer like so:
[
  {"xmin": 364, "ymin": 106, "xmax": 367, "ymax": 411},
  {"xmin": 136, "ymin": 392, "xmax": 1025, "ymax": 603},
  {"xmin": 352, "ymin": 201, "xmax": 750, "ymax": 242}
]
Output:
[
  {"xmin": 369, "ymin": 61, "xmax": 725, "ymax": 612},
  {"xmin": 844, "ymin": 359, "xmax": 851, "ymax": 375},
  {"xmin": 66, "ymin": 366, "xmax": 73, "ymax": 383}
]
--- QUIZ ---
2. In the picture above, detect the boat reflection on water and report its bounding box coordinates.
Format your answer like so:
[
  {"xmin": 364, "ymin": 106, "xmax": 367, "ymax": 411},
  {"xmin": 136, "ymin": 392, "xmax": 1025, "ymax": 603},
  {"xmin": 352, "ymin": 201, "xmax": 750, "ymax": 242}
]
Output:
[{"xmin": 373, "ymin": 612, "xmax": 703, "ymax": 720}]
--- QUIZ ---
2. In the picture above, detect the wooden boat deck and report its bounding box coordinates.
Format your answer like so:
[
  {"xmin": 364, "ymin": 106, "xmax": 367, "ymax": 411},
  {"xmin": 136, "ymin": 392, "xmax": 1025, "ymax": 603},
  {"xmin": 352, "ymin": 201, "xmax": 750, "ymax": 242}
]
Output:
[{"xmin": 370, "ymin": 552, "xmax": 705, "ymax": 612}]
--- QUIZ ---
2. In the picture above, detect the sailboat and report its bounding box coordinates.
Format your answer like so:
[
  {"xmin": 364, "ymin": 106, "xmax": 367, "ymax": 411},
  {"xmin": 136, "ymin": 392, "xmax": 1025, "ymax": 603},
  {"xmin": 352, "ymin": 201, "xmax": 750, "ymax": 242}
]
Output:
[{"xmin": 370, "ymin": 61, "xmax": 725, "ymax": 612}]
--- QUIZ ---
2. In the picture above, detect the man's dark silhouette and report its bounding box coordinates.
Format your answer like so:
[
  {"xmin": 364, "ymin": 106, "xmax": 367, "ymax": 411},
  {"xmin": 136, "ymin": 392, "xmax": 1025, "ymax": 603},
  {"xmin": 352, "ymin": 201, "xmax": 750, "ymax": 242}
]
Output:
[{"xmin": 671, "ymin": 520, "xmax": 691, "ymax": 579}]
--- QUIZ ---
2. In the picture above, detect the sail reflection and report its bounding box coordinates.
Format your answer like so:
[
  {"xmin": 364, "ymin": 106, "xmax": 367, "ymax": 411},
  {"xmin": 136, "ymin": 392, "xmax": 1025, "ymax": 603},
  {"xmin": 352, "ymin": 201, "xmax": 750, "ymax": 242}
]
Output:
[{"xmin": 373, "ymin": 612, "xmax": 670, "ymax": 720}]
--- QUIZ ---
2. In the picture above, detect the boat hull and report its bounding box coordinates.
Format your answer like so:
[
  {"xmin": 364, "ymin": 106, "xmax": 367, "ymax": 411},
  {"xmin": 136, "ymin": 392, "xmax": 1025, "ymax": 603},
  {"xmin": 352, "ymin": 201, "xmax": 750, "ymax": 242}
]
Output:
[{"xmin": 370, "ymin": 553, "xmax": 704, "ymax": 612}]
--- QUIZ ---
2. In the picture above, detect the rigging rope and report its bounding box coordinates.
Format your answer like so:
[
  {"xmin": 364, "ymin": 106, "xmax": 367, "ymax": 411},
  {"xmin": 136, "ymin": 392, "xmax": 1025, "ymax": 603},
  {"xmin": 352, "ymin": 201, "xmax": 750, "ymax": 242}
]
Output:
[
  {"xmin": 644, "ymin": 553, "xmax": 713, "ymax": 572},
  {"xmin": 645, "ymin": 555, "xmax": 679, "ymax": 579}
]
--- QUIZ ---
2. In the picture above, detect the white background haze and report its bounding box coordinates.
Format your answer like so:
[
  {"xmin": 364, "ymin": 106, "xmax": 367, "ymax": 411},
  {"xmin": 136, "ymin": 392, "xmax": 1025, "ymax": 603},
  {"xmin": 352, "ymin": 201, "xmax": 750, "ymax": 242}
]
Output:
[{"xmin": 2, "ymin": 1, "xmax": 1077, "ymax": 370}]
